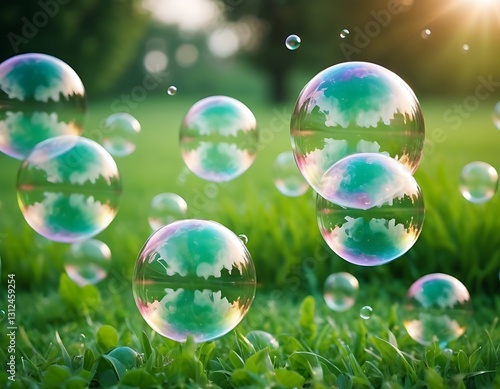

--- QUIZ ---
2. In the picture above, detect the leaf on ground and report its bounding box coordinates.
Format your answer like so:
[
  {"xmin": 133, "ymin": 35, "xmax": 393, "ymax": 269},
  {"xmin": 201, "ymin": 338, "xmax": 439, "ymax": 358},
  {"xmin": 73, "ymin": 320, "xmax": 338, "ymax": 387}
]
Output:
[{"xmin": 275, "ymin": 368, "xmax": 305, "ymax": 388}]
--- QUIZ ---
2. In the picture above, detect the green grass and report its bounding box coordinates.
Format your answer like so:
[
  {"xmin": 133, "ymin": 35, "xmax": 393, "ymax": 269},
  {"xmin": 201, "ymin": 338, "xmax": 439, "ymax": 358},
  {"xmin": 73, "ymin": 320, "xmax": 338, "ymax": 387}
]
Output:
[{"xmin": 0, "ymin": 94, "xmax": 499, "ymax": 387}]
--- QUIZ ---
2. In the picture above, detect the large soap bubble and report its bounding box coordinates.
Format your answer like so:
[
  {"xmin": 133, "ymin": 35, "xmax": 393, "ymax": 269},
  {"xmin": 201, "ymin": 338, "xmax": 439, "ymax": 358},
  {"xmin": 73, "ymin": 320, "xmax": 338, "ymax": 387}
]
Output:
[
  {"xmin": 179, "ymin": 96, "xmax": 258, "ymax": 182},
  {"xmin": 317, "ymin": 153, "xmax": 424, "ymax": 266},
  {"xmin": 403, "ymin": 273, "xmax": 471, "ymax": 347},
  {"xmin": 17, "ymin": 136, "xmax": 121, "ymax": 243},
  {"xmin": 133, "ymin": 219, "xmax": 256, "ymax": 342},
  {"xmin": 0, "ymin": 53, "xmax": 86, "ymax": 160},
  {"xmin": 291, "ymin": 61, "xmax": 424, "ymax": 199}
]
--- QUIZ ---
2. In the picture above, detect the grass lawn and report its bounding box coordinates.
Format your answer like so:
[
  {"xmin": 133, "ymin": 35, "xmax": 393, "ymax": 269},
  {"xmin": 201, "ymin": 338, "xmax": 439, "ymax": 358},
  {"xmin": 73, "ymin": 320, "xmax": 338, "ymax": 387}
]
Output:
[{"xmin": 0, "ymin": 93, "xmax": 499, "ymax": 388}]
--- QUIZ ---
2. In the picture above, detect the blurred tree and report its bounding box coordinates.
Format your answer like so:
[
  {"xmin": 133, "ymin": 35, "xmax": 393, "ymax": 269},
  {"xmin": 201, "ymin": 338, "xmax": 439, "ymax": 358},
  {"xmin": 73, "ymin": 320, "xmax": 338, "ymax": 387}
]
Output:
[{"xmin": 0, "ymin": 0, "xmax": 149, "ymax": 96}]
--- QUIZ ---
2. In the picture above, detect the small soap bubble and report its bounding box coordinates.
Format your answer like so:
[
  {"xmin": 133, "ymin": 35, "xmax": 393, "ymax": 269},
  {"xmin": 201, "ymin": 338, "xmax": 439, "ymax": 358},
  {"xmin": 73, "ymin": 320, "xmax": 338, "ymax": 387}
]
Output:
[
  {"xmin": 167, "ymin": 86, "xmax": 177, "ymax": 96},
  {"xmin": 459, "ymin": 161, "xmax": 498, "ymax": 203},
  {"xmin": 403, "ymin": 273, "xmax": 471, "ymax": 347},
  {"xmin": 291, "ymin": 61, "xmax": 425, "ymax": 200},
  {"xmin": 421, "ymin": 29, "xmax": 431, "ymax": 39},
  {"xmin": 492, "ymin": 102, "xmax": 500, "ymax": 130},
  {"xmin": 323, "ymin": 272, "xmax": 359, "ymax": 312},
  {"xmin": 148, "ymin": 193, "xmax": 188, "ymax": 231},
  {"xmin": 238, "ymin": 234, "xmax": 248, "ymax": 245},
  {"xmin": 285, "ymin": 34, "xmax": 301, "ymax": 50},
  {"xmin": 17, "ymin": 136, "xmax": 122, "ymax": 243},
  {"xmin": 179, "ymin": 96, "xmax": 258, "ymax": 182},
  {"xmin": 101, "ymin": 113, "xmax": 141, "ymax": 157},
  {"xmin": 462, "ymin": 44, "xmax": 470, "ymax": 53},
  {"xmin": 340, "ymin": 29, "xmax": 350, "ymax": 39},
  {"xmin": 0, "ymin": 53, "xmax": 87, "ymax": 160},
  {"xmin": 360, "ymin": 305, "xmax": 373, "ymax": 320},
  {"xmin": 64, "ymin": 239, "xmax": 111, "ymax": 286},
  {"xmin": 274, "ymin": 151, "xmax": 309, "ymax": 197},
  {"xmin": 133, "ymin": 219, "xmax": 256, "ymax": 342}
]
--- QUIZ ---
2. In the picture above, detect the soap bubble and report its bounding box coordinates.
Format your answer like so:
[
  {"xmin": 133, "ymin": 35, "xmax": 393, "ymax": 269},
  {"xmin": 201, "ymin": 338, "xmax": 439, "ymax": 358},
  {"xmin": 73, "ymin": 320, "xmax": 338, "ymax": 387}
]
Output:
[
  {"xmin": 462, "ymin": 44, "xmax": 470, "ymax": 53},
  {"xmin": 459, "ymin": 161, "xmax": 498, "ymax": 203},
  {"xmin": 421, "ymin": 29, "xmax": 431, "ymax": 39},
  {"xmin": 167, "ymin": 86, "xmax": 177, "ymax": 96},
  {"xmin": 179, "ymin": 96, "xmax": 258, "ymax": 182},
  {"xmin": 0, "ymin": 53, "xmax": 86, "ymax": 160},
  {"xmin": 246, "ymin": 330, "xmax": 279, "ymax": 350},
  {"xmin": 291, "ymin": 61, "xmax": 425, "ymax": 200},
  {"xmin": 360, "ymin": 305, "xmax": 373, "ymax": 319},
  {"xmin": 493, "ymin": 102, "xmax": 500, "ymax": 130},
  {"xmin": 403, "ymin": 273, "xmax": 471, "ymax": 347},
  {"xmin": 101, "ymin": 113, "xmax": 141, "ymax": 157},
  {"xmin": 148, "ymin": 192, "xmax": 188, "ymax": 231},
  {"xmin": 285, "ymin": 34, "xmax": 301, "ymax": 50},
  {"xmin": 323, "ymin": 272, "xmax": 359, "ymax": 312},
  {"xmin": 17, "ymin": 135, "xmax": 122, "ymax": 243},
  {"xmin": 274, "ymin": 151, "xmax": 309, "ymax": 197},
  {"xmin": 133, "ymin": 219, "xmax": 256, "ymax": 342},
  {"xmin": 64, "ymin": 239, "xmax": 111, "ymax": 286},
  {"xmin": 340, "ymin": 29, "xmax": 350, "ymax": 39},
  {"xmin": 317, "ymin": 153, "xmax": 424, "ymax": 266}
]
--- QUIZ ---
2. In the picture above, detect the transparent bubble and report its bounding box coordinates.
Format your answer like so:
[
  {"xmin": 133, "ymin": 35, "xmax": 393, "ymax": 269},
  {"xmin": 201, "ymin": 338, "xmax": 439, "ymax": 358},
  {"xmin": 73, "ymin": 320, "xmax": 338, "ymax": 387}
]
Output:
[
  {"xmin": 340, "ymin": 29, "xmax": 350, "ymax": 39},
  {"xmin": 317, "ymin": 153, "xmax": 425, "ymax": 266},
  {"xmin": 421, "ymin": 29, "xmax": 431, "ymax": 39},
  {"xmin": 238, "ymin": 234, "xmax": 248, "ymax": 245},
  {"xmin": 246, "ymin": 330, "xmax": 279, "ymax": 350},
  {"xmin": 133, "ymin": 219, "xmax": 256, "ymax": 342},
  {"xmin": 167, "ymin": 86, "xmax": 177, "ymax": 96},
  {"xmin": 64, "ymin": 239, "xmax": 111, "ymax": 286},
  {"xmin": 17, "ymin": 135, "xmax": 122, "ymax": 243},
  {"xmin": 403, "ymin": 273, "xmax": 471, "ymax": 347},
  {"xmin": 459, "ymin": 161, "xmax": 498, "ymax": 203},
  {"xmin": 101, "ymin": 113, "xmax": 141, "ymax": 157},
  {"xmin": 360, "ymin": 305, "xmax": 373, "ymax": 319},
  {"xmin": 285, "ymin": 34, "xmax": 301, "ymax": 50},
  {"xmin": 462, "ymin": 44, "xmax": 470, "ymax": 53},
  {"xmin": 291, "ymin": 61, "xmax": 425, "ymax": 200},
  {"xmin": 0, "ymin": 53, "xmax": 86, "ymax": 160},
  {"xmin": 179, "ymin": 96, "xmax": 258, "ymax": 182},
  {"xmin": 148, "ymin": 192, "xmax": 188, "ymax": 231},
  {"xmin": 493, "ymin": 102, "xmax": 500, "ymax": 130},
  {"xmin": 323, "ymin": 272, "xmax": 359, "ymax": 312},
  {"xmin": 273, "ymin": 151, "xmax": 308, "ymax": 197}
]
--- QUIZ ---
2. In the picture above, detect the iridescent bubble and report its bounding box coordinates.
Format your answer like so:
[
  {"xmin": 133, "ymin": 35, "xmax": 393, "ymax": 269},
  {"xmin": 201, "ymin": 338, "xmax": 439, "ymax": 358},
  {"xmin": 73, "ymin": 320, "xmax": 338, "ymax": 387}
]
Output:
[
  {"xmin": 274, "ymin": 151, "xmax": 309, "ymax": 197},
  {"xmin": 340, "ymin": 29, "xmax": 350, "ymax": 39},
  {"xmin": 133, "ymin": 219, "xmax": 256, "ymax": 342},
  {"xmin": 102, "ymin": 113, "xmax": 141, "ymax": 157},
  {"xmin": 323, "ymin": 272, "xmax": 359, "ymax": 312},
  {"xmin": 459, "ymin": 161, "xmax": 498, "ymax": 203},
  {"xmin": 148, "ymin": 193, "xmax": 188, "ymax": 231},
  {"xmin": 246, "ymin": 330, "xmax": 279, "ymax": 350},
  {"xmin": 360, "ymin": 305, "xmax": 373, "ymax": 319},
  {"xmin": 493, "ymin": 102, "xmax": 500, "ymax": 130},
  {"xmin": 291, "ymin": 61, "xmax": 425, "ymax": 200},
  {"xmin": 64, "ymin": 239, "xmax": 111, "ymax": 286},
  {"xmin": 167, "ymin": 86, "xmax": 177, "ymax": 96},
  {"xmin": 0, "ymin": 53, "xmax": 86, "ymax": 160},
  {"xmin": 317, "ymin": 153, "xmax": 425, "ymax": 266},
  {"xmin": 179, "ymin": 96, "xmax": 258, "ymax": 182},
  {"xmin": 403, "ymin": 273, "xmax": 471, "ymax": 347},
  {"xmin": 285, "ymin": 34, "xmax": 301, "ymax": 50},
  {"xmin": 421, "ymin": 29, "xmax": 431, "ymax": 39},
  {"xmin": 17, "ymin": 135, "xmax": 122, "ymax": 243}
]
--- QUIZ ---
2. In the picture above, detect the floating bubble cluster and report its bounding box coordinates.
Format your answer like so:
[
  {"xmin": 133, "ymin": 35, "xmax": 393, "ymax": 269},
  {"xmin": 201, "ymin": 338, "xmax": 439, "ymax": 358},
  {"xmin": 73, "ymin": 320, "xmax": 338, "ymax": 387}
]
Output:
[
  {"xmin": 133, "ymin": 219, "xmax": 256, "ymax": 342},
  {"xmin": 403, "ymin": 273, "xmax": 471, "ymax": 347},
  {"xmin": 317, "ymin": 153, "xmax": 424, "ymax": 266},
  {"xmin": 0, "ymin": 53, "xmax": 86, "ymax": 160},
  {"xmin": 64, "ymin": 239, "xmax": 111, "ymax": 286},
  {"xmin": 459, "ymin": 161, "xmax": 498, "ymax": 203},
  {"xmin": 102, "ymin": 113, "xmax": 141, "ymax": 157},
  {"xmin": 148, "ymin": 192, "xmax": 188, "ymax": 231},
  {"xmin": 323, "ymin": 272, "xmax": 359, "ymax": 312},
  {"xmin": 17, "ymin": 136, "xmax": 122, "ymax": 243},
  {"xmin": 291, "ymin": 61, "xmax": 425, "ymax": 200},
  {"xmin": 273, "ymin": 151, "xmax": 309, "ymax": 197},
  {"xmin": 179, "ymin": 96, "xmax": 258, "ymax": 182},
  {"xmin": 285, "ymin": 34, "xmax": 301, "ymax": 50}
]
